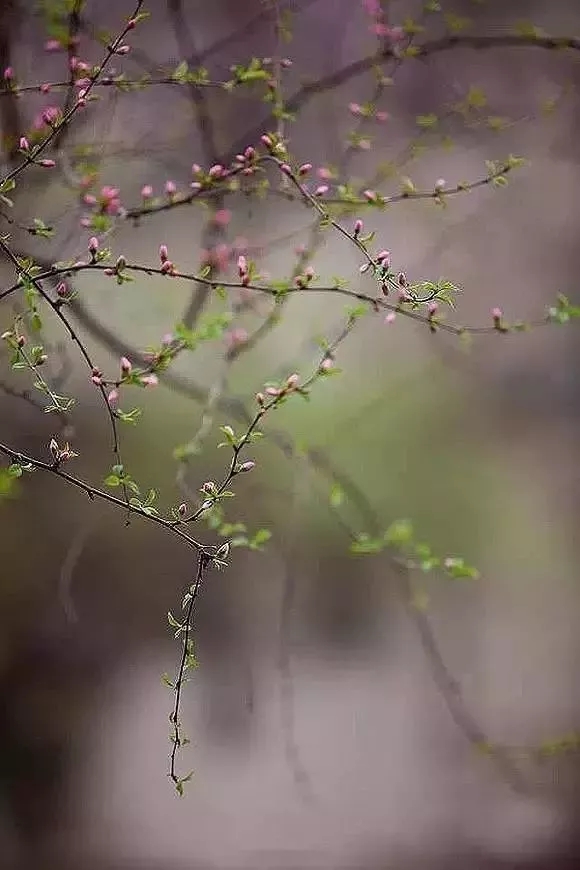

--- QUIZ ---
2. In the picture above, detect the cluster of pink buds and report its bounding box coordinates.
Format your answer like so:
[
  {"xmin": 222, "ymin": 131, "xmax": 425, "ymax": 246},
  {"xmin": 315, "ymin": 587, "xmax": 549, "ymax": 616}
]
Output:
[
  {"xmin": 30, "ymin": 104, "xmax": 56, "ymax": 131},
  {"xmin": 256, "ymin": 372, "xmax": 300, "ymax": 408},
  {"xmin": 159, "ymin": 244, "xmax": 176, "ymax": 275},
  {"xmin": 426, "ymin": 301, "xmax": 439, "ymax": 332},
  {"xmin": 81, "ymin": 185, "xmax": 123, "ymax": 226},
  {"xmin": 491, "ymin": 307, "xmax": 507, "ymax": 331},
  {"xmin": 70, "ymin": 56, "xmax": 92, "ymax": 77},
  {"xmin": 237, "ymin": 255, "xmax": 250, "ymax": 286},
  {"xmin": 294, "ymin": 266, "xmax": 315, "ymax": 288},
  {"xmin": 225, "ymin": 327, "xmax": 249, "ymax": 350},
  {"xmin": 140, "ymin": 373, "xmax": 158, "ymax": 387},
  {"xmin": 88, "ymin": 236, "xmax": 99, "ymax": 259},
  {"xmin": 232, "ymin": 146, "xmax": 257, "ymax": 176},
  {"xmin": 91, "ymin": 366, "xmax": 103, "ymax": 386},
  {"xmin": 376, "ymin": 250, "xmax": 391, "ymax": 269},
  {"xmin": 361, "ymin": 0, "xmax": 405, "ymax": 41},
  {"xmin": 349, "ymin": 102, "xmax": 389, "ymax": 122}
]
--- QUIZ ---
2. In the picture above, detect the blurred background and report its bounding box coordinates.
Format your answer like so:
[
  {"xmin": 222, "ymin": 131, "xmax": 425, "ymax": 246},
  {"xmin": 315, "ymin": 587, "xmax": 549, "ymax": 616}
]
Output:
[{"xmin": 2, "ymin": 1, "xmax": 580, "ymax": 868}]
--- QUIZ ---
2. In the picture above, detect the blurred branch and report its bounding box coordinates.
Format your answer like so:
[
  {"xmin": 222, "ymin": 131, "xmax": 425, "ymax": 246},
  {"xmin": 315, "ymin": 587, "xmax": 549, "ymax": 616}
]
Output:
[{"xmin": 0, "ymin": 0, "xmax": 22, "ymax": 165}]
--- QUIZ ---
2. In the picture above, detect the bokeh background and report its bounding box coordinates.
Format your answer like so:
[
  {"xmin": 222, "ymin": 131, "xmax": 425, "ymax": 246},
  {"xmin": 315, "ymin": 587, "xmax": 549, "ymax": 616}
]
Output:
[{"xmin": 2, "ymin": 1, "xmax": 580, "ymax": 868}]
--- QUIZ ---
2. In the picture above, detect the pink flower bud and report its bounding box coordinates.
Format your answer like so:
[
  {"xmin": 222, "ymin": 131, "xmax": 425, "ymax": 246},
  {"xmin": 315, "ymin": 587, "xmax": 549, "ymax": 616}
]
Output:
[
  {"xmin": 260, "ymin": 134, "xmax": 273, "ymax": 149},
  {"xmin": 39, "ymin": 159, "xmax": 56, "ymax": 168},
  {"xmin": 280, "ymin": 163, "xmax": 292, "ymax": 175},
  {"xmin": 164, "ymin": 180, "xmax": 176, "ymax": 196},
  {"xmin": 376, "ymin": 250, "xmax": 390, "ymax": 267},
  {"xmin": 159, "ymin": 244, "xmax": 168, "ymax": 263},
  {"xmin": 354, "ymin": 219, "xmax": 363, "ymax": 237},
  {"xmin": 178, "ymin": 502, "xmax": 187, "ymax": 516},
  {"xmin": 492, "ymin": 307, "xmax": 502, "ymax": 321},
  {"xmin": 363, "ymin": 189, "xmax": 377, "ymax": 202},
  {"xmin": 208, "ymin": 164, "xmax": 224, "ymax": 178},
  {"xmin": 141, "ymin": 374, "xmax": 158, "ymax": 387},
  {"xmin": 427, "ymin": 302, "xmax": 438, "ymax": 316},
  {"xmin": 244, "ymin": 146, "xmax": 256, "ymax": 161},
  {"xmin": 141, "ymin": 185, "xmax": 153, "ymax": 198},
  {"xmin": 91, "ymin": 375, "xmax": 102, "ymax": 386},
  {"xmin": 191, "ymin": 163, "xmax": 201, "ymax": 175},
  {"xmin": 298, "ymin": 163, "xmax": 312, "ymax": 175},
  {"xmin": 349, "ymin": 102, "xmax": 362, "ymax": 115},
  {"xmin": 237, "ymin": 255, "xmax": 247, "ymax": 276},
  {"xmin": 384, "ymin": 312, "xmax": 396, "ymax": 324},
  {"xmin": 120, "ymin": 356, "xmax": 132, "ymax": 375},
  {"xmin": 19, "ymin": 136, "xmax": 29, "ymax": 151},
  {"xmin": 3, "ymin": 67, "xmax": 13, "ymax": 80},
  {"xmin": 375, "ymin": 111, "xmax": 389, "ymax": 122},
  {"xmin": 213, "ymin": 208, "xmax": 231, "ymax": 226},
  {"xmin": 107, "ymin": 389, "xmax": 119, "ymax": 407},
  {"xmin": 315, "ymin": 184, "xmax": 328, "ymax": 196},
  {"xmin": 88, "ymin": 236, "xmax": 99, "ymax": 254},
  {"xmin": 286, "ymin": 373, "xmax": 300, "ymax": 389},
  {"xmin": 238, "ymin": 461, "xmax": 255, "ymax": 473}
]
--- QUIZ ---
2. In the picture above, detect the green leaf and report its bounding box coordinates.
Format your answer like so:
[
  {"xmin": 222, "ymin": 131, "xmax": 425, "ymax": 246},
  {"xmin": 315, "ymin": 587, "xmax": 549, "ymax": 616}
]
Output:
[
  {"xmin": 384, "ymin": 519, "xmax": 414, "ymax": 548},
  {"xmin": 329, "ymin": 483, "xmax": 344, "ymax": 508},
  {"xmin": 350, "ymin": 533, "xmax": 385, "ymax": 555}
]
